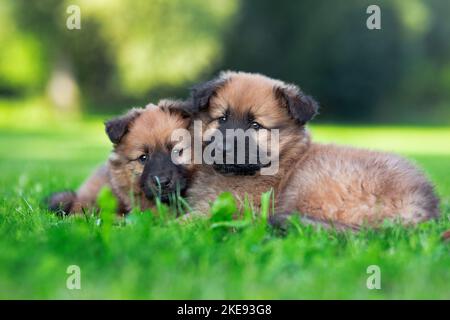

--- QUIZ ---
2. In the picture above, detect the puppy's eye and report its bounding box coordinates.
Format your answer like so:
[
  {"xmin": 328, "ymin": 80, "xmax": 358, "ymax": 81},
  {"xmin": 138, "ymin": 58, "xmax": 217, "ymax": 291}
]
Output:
[
  {"xmin": 250, "ymin": 121, "xmax": 262, "ymax": 130},
  {"xmin": 218, "ymin": 115, "xmax": 227, "ymax": 123},
  {"xmin": 172, "ymin": 148, "xmax": 183, "ymax": 157},
  {"xmin": 138, "ymin": 154, "xmax": 147, "ymax": 164}
]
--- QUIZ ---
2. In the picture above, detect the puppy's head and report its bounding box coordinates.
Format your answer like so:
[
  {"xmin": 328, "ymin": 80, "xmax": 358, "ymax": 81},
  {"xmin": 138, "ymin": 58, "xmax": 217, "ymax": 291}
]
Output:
[
  {"xmin": 191, "ymin": 71, "xmax": 318, "ymax": 175},
  {"xmin": 106, "ymin": 100, "xmax": 194, "ymax": 207}
]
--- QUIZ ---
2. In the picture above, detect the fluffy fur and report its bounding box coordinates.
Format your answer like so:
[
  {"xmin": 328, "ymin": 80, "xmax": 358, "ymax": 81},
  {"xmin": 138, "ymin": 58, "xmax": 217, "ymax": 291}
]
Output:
[
  {"xmin": 48, "ymin": 101, "xmax": 193, "ymax": 215},
  {"xmin": 186, "ymin": 71, "xmax": 439, "ymax": 228}
]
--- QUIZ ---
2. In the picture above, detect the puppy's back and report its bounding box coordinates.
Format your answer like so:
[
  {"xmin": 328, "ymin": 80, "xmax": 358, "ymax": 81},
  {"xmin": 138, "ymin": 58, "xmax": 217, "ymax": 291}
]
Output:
[{"xmin": 277, "ymin": 144, "xmax": 440, "ymax": 226}]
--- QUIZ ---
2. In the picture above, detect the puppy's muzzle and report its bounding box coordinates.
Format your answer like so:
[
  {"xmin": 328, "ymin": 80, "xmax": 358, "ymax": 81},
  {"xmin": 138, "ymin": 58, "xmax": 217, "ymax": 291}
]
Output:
[{"xmin": 140, "ymin": 152, "xmax": 188, "ymax": 202}]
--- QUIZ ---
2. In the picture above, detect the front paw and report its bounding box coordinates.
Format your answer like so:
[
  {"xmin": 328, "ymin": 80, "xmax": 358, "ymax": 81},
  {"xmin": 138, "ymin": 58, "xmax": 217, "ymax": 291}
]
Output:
[{"xmin": 46, "ymin": 191, "xmax": 77, "ymax": 216}]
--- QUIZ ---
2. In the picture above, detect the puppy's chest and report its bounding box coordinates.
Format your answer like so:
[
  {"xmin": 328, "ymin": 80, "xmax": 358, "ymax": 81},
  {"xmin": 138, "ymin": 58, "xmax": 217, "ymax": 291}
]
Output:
[{"xmin": 187, "ymin": 167, "xmax": 279, "ymax": 202}]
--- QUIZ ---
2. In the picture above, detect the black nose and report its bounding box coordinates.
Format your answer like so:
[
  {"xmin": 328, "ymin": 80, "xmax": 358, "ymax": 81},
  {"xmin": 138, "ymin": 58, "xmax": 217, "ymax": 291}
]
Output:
[{"xmin": 152, "ymin": 176, "xmax": 171, "ymax": 188}]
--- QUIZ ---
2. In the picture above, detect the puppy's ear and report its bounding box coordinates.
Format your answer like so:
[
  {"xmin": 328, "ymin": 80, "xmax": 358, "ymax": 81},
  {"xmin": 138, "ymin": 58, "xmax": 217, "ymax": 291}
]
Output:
[
  {"xmin": 105, "ymin": 108, "xmax": 142, "ymax": 144},
  {"xmin": 190, "ymin": 75, "xmax": 229, "ymax": 111},
  {"xmin": 274, "ymin": 84, "xmax": 319, "ymax": 125},
  {"xmin": 158, "ymin": 99, "xmax": 194, "ymax": 119}
]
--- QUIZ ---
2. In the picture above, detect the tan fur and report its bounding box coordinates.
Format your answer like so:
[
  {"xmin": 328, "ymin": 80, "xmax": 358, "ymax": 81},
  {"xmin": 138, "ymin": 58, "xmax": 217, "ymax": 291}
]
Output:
[
  {"xmin": 212, "ymin": 71, "xmax": 290, "ymax": 128},
  {"xmin": 49, "ymin": 102, "xmax": 192, "ymax": 214},
  {"xmin": 70, "ymin": 165, "xmax": 110, "ymax": 213},
  {"xmin": 187, "ymin": 71, "xmax": 440, "ymax": 227},
  {"xmin": 187, "ymin": 71, "xmax": 312, "ymax": 214},
  {"xmin": 277, "ymin": 144, "xmax": 439, "ymax": 226},
  {"xmin": 108, "ymin": 104, "xmax": 191, "ymax": 211}
]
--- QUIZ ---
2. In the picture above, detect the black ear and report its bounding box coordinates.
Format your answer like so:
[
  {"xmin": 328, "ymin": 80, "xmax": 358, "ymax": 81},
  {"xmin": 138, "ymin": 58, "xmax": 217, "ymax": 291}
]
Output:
[
  {"xmin": 158, "ymin": 99, "xmax": 194, "ymax": 119},
  {"xmin": 190, "ymin": 76, "xmax": 229, "ymax": 112},
  {"xmin": 104, "ymin": 108, "xmax": 142, "ymax": 144},
  {"xmin": 274, "ymin": 84, "xmax": 319, "ymax": 125}
]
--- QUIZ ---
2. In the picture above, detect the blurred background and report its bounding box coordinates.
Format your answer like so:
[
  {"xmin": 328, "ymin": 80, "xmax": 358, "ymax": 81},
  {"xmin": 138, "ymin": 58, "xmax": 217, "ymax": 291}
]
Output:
[{"xmin": 0, "ymin": 0, "xmax": 450, "ymax": 124}]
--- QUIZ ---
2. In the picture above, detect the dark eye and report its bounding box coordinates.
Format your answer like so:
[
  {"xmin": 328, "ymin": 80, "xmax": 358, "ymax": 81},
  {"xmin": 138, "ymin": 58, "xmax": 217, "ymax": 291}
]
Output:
[
  {"xmin": 218, "ymin": 115, "xmax": 227, "ymax": 123},
  {"xmin": 172, "ymin": 148, "xmax": 183, "ymax": 157},
  {"xmin": 250, "ymin": 121, "xmax": 262, "ymax": 130},
  {"xmin": 138, "ymin": 154, "xmax": 147, "ymax": 164}
]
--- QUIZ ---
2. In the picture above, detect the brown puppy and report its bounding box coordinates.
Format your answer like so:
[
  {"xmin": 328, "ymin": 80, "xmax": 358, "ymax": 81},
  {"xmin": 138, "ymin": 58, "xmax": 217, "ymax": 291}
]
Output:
[
  {"xmin": 187, "ymin": 71, "xmax": 439, "ymax": 228},
  {"xmin": 48, "ymin": 100, "xmax": 194, "ymax": 215}
]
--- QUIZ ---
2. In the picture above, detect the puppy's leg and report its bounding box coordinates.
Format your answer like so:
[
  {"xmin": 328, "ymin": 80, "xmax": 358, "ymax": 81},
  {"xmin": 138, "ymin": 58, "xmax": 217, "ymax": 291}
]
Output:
[
  {"xmin": 269, "ymin": 211, "xmax": 360, "ymax": 233},
  {"xmin": 442, "ymin": 230, "xmax": 450, "ymax": 242},
  {"xmin": 48, "ymin": 164, "xmax": 110, "ymax": 215},
  {"xmin": 47, "ymin": 190, "xmax": 77, "ymax": 215},
  {"xmin": 72, "ymin": 164, "xmax": 110, "ymax": 213}
]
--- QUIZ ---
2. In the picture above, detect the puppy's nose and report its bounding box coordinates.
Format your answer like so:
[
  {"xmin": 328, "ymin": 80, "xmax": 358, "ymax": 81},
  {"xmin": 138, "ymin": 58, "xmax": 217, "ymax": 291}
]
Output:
[{"xmin": 152, "ymin": 176, "xmax": 171, "ymax": 188}]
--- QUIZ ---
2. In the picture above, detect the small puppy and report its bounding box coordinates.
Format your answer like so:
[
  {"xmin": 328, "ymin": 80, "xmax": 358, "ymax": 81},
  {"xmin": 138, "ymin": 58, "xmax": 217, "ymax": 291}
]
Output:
[
  {"xmin": 187, "ymin": 71, "xmax": 439, "ymax": 228},
  {"xmin": 48, "ymin": 100, "xmax": 194, "ymax": 215}
]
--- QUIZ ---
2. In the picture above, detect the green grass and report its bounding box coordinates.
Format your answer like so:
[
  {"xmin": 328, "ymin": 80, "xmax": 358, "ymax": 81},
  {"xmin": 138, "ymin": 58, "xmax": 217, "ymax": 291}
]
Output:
[{"xmin": 0, "ymin": 117, "xmax": 449, "ymax": 299}]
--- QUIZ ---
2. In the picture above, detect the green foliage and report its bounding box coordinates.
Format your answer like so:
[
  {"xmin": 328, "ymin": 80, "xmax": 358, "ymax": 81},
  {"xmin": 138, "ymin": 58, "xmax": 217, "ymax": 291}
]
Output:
[
  {"xmin": 259, "ymin": 190, "xmax": 273, "ymax": 223},
  {"xmin": 0, "ymin": 121, "xmax": 449, "ymax": 298},
  {"xmin": 210, "ymin": 192, "xmax": 237, "ymax": 223},
  {"xmin": 96, "ymin": 187, "xmax": 118, "ymax": 243},
  {"xmin": 97, "ymin": 187, "xmax": 118, "ymax": 215},
  {"xmin": 210, "ymin": 192, "xmax": 250, "ymax": 230},
  {"xmin": 3, "ymin": 0, "xmax": 237, "ymax": 107},
  {"xmin": 0, "ymin": 2, "xmax": 47, "ymax": 92},
  {"xmin": 77, "ymin": 0, "xmax": 238, "ymax": 97},
  {"xmin": 218, "ymin": 0, "xmax": 450, "ymax": 124},
  {"xmin": 1, "ymin": 1, "xmax": 450, "ymax": 123}
]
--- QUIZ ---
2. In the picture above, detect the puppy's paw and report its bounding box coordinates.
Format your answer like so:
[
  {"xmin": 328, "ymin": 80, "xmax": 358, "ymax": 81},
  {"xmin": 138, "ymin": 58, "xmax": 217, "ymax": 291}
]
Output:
[
  {"xmin": 46, "ymin": 191, "xmax": 77, "ymax": 216},
  {"xmin": 442, "ymin": 230, "xmax": 450, "ymax": 242}
]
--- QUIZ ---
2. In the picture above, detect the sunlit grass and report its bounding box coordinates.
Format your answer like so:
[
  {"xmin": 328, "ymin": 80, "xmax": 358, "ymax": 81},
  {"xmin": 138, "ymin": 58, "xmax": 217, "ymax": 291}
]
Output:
[
  {"xmin": 313, "ymin": 125, "xmax": 450, "ymax": 156},
  {"xmin": 0, "ymin": 110, "xmax": 449, "ymax": 299}
]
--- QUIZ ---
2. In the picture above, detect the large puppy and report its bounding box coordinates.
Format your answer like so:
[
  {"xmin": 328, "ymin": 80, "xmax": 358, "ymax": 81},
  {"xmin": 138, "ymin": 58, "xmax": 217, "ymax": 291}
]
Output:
[
  {"xmin": 48, "ymin": 100, "xmax": 194, "ymax": 215},
  {"xmin": 187, "ymin": 71, "xmax": 439, "ymax": 228}
]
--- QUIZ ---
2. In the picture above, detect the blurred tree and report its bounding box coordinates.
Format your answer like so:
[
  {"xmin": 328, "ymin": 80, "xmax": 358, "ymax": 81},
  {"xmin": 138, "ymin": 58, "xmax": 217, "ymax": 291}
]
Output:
[
  {"xmin": 385, "ymin": 0, "xmax": 450, "ymax": 123},
  {"xmin": 214, "ymin": 0, "xmax": 450, "ymax": 124},
  {"xmin": 7, "ymin": 0, "xmax": 237, "ymax": 113},
  {"xmin": 217, "ymin": 0, "xmax": 405, "ymax": 122},
  {"xmin": 11, "ymin": 0, "xmax": 109, "ymax": 112},
  {"xmin": 0, "ymin": 2, "xmax": 47, "ymax": 96},
  {"xmin": 78, "ymin": 0, "xmax": 237, "ymax": 98},
  {"xmin": 0, "ymin": 0, "xmax": 449, "ymax": 123}
]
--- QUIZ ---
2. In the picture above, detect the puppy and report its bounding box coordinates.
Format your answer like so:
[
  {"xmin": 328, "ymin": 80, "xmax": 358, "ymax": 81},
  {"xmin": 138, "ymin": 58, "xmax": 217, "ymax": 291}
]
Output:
[
  {"xmin": 186, "ymin": 71, "xmax": 439, "ymax": 228},
  {"xmin": 48, "ymin": 100, "xmax": 194, "ymax": 215}
]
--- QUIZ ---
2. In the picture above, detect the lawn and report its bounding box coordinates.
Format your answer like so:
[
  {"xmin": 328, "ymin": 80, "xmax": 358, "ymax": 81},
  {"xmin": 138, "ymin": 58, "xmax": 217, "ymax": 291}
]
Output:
[{"xmin": 0, "ymin": 111, "xmax": 449, "ymax": 299}]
